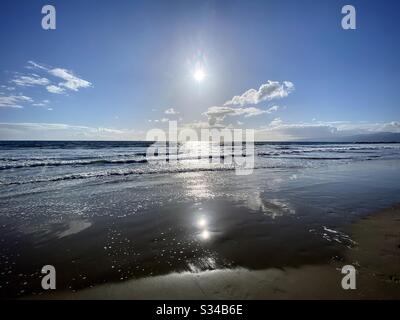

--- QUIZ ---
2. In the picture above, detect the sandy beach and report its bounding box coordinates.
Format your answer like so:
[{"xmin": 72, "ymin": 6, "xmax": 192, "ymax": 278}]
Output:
[{"xmin": 38, "ymin": 205, "xmax": 400, "ymax": 300}]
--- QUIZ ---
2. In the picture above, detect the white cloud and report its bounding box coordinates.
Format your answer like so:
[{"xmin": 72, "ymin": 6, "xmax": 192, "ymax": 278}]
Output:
[
  {"xmin": 204, "ymin": 106, "xmax": 269, "ymax": 125},
  {"xmin": 257, "ymin": 120, "xmax": 337, "ymax": 141},
  {"xmin": 2, "ymin": 120, "xmax": 399, "ymax": 141},
  {"xmin": 28, "ymin": 61, "xmax": 92, "ymax": 93},
  {"xmin": 269, "ymin": 117, "xmax": 284, "ymax": 127},
  {"xmin": 225, "ymin": 81, "xmax": 294, "ymax": 106},
  {"xmin": 1, "ymin": 60, "xmax": 92, "ymax": 112},
  {"xmin": 319, "ymin": 121, "xmax": 400, "ymax": 134},
  {"xmin": 182, "ymin": 121, "xmax": 226, "ymax": 130},
  {"xmin": 149, "ymin": 118, "xmax": 171, "ymax": 123},
  {"xmin": 48, "ymin": 68, "xmax": 92, "ymax": 91},
  {"xmin": 32, "ymin": 100, "xmax": 52, "ymax": 110},
  {"xmin": 266, "ymin": 105, "xmax": 280, "ymax": 113},
  {"xmin": 165, "ymin": 107, "xmax": 179, "ymax": 115},
  {"xmin": 255, "ymin": 119, "xmax": 400, "ymax": 141},
  {"xmin": 0, "ymin": 123, "xmax": 144, "ymax": 140},
  {"xmin": 0, "ymin": 94, "xmax": 33, "ymax": 108},
  {"xmin": 11, "ymin": 74, "xmax": 50, "ymax": 87},
  {"xmin": 46, "ymin": 85, "xmax": 65, "ymax": 94},
  {"xmin": 1, "ymin": 85, "xmax": 15, "ymax": 91},
  {"xmin": 27, "ymin": 61, "xmax": 47, "ymax": 70}
]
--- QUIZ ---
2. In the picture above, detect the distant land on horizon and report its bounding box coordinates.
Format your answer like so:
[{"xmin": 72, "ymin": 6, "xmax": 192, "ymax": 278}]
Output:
[{"xmin": 301, "ymin": 132, "xmax": 400, "ymax": 143}]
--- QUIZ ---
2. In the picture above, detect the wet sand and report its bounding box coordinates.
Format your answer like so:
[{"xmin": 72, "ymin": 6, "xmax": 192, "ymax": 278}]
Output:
[{"xmin": 40, "ymin": 205, "xmax": 400, "ymax": 300}]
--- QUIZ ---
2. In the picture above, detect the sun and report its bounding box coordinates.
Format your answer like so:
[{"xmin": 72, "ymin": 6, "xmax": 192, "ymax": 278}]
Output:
[{"xmin": 193, "ymin": 68, "xmax": 206, "ymax": 82}]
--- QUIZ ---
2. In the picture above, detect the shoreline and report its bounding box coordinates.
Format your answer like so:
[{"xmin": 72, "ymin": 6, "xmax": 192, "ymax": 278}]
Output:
[{"xmin": 36, "ymin": 205, "xmax": 400, "ymax": 300}]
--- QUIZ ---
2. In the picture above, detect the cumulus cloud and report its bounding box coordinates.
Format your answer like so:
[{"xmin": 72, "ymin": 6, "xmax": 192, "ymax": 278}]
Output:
[
  {"xmin": 0, "ymin": 94, "xmax": 33, "ymax": 108},
  {"xmin": 224, "ymin": 81, "xmax": 294, "ymax": 106},
  {"xmin": 165, "ymin": 108, "xmax": 179, "ymax": 115}
]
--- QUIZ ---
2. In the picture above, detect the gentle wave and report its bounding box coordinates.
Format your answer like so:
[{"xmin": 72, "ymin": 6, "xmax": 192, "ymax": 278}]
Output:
[
  {"xmin": 0, "ymin": 163, "xmax": 306, "ymax": 186},
  {"xmin": 1, "ymin": 142, "xmax": 399, "ymax": 187},
  {"xmin": 0, "ymin": 153, "xmax": 253, "ymax": 170},
  {"xmin": 0, "ymin": 158, "xmax": 148, "ymax": 170},
  {"xmin": 0, "ymin": 167, "xmax": 236, "ymax": 185}
]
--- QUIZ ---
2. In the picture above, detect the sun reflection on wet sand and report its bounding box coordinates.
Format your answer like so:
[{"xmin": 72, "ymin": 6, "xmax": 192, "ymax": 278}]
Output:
[
  {"xmin": 180, "ymin": 171, "xmax": 215, "ymax": 200},
  {"xmin": 195, "ymin": 216, "xmax": 211, "ymax": 241}
]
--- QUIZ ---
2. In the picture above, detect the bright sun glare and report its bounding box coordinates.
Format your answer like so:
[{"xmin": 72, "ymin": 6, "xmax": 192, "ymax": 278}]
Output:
[{"xmin": 193, "ymin": 68, "xmax": 206, "ymax": 82}]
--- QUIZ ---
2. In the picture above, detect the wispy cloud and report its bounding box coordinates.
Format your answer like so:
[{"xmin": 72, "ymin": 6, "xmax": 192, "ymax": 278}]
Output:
[
  {"xmin": 11, "ymin": 74, "xmax": 50, "ymax": 87},
  {"xmin": 319, "ymin": 120, "xmax": 400, "ymax": 134},
  {"xmin": 165, "ymin": 107, "xmax": 179, "ymax": 115},
  {"xmin": 27, "ymin": 61, "xmax": 47, "ymax": 70},
  {"xmin": 48, "ymin": 68, "xmax": 92, "ymax": 92},
  {"xmin": 46, "ymin": 85, "xmax": 65, "ymax": 94},
  {"xmin": 204, "ymin": 105, "xmax": 275, "ymax": 125},
  {"xmin": 1, "ymin": 120, "xmax": 399, "ymax": 141},
  {"xmin": 0, "ymin": 85, "xmax": 15, "ymax": 91},
  {"xmin": 0, "ymin": 123, "xmax": 144, "ymax": 140},
  {"xmin": 0, "ymin": 94, "xmax": 33, "ymax": 108},
  {"xmin": 225, "ymin": 81, "xmax": 294, "ymax": 106},
  {"xmin": 182, "ymin": 121, "xmax": 226, "ymax": 130},
  {"xmin": 0, "ymin": 61, "xmax": 92, "ymax": 111},
  {"xmin": 32, "ymin": 99, "xmax": 52, "ymax": 110},
  {"xmin": 266, "ymin": 105, "xmax": 280, "ymax": 113},
  {"xmin": 27, "ymin": 60, "xmax": 92, "ymax": 94},
  {"xmin": 255, "ymin": 119, "xmax": 400, "ymax": 141}
]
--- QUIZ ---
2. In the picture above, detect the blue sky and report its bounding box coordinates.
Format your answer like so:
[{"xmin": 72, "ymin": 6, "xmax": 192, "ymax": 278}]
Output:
[{"xmin": 0, "ymin": 0, "xmax": 399, "ymax": 140}]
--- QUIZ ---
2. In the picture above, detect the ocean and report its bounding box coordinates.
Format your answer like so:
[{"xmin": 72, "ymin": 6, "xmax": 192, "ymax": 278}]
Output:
[{"xmin": 1, "ymin": 141, "xmax": 400, "ymax": 297}]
